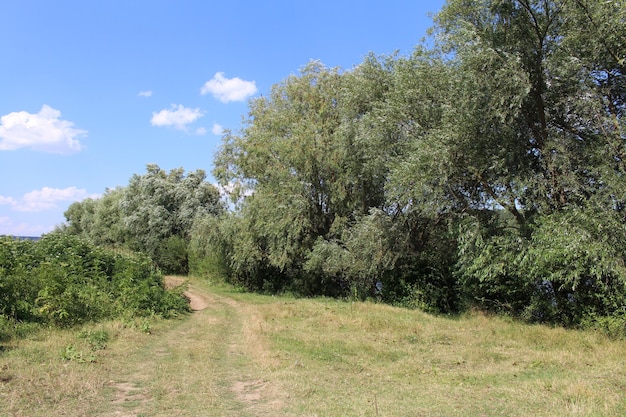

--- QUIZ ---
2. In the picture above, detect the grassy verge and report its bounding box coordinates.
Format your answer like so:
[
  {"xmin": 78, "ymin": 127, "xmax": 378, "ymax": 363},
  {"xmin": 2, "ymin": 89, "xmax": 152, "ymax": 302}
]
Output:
[
  {"xmin": 0, "ymin": 318, "xmax": 157, "ymax": 415},
  {"xmin": 227, "ymin": 290, "xmax": 626, "ymax": 416},
  {"xmin": 1, "ymin": 277, "xmax": 625, "ymax": 416}
]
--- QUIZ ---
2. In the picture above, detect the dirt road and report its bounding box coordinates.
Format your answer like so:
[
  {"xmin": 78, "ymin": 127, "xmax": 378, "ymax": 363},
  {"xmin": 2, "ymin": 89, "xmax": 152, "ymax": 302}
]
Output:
[
  {"xmin": 163, "ymin": 276, "xmax": 210, "ymax": 311},
  {"xmin": 102, "ymin": 277, "xmax": 287, "ymax": 417}
]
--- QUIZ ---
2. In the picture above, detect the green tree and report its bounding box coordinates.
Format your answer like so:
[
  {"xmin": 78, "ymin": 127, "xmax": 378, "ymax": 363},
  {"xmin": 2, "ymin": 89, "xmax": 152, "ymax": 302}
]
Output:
[
  {"xmin": 214, "ymin": 60, "xmax": 406, "ymax": 294},
  {"xmin": 428, "ymin": 0, "xmax": 626, "ymax": 323},
  {"xmin": 118, "ymin": 165, "xmax": 223, "ymax": 273},
  {"xmin": 89, "ymin": 187, "xmax": 126, "ymax": 246},
  {"xmin": 63, "ymin": 165, "xmax": 223, "ymax": 274},
  {"xmin": 63, "ymin": 197, "xmax": 97, "ymax": 237},
  {"xmin": 207, "ymin": 0, "xmax": 625, "ymax": 323}
]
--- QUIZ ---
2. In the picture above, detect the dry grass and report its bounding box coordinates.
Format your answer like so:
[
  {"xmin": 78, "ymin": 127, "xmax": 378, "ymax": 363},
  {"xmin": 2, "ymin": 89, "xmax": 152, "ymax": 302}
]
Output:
[
  {"xmin": 0, "ymin": 320, "xmax": 150, "ymax": 416},
  {"xmin": 244, "ymin": 296, "xmax": 626, "ymax": 416},
  {"xmin": 1, "ymin": 278, "xmax": 625, "ymax": 416}
]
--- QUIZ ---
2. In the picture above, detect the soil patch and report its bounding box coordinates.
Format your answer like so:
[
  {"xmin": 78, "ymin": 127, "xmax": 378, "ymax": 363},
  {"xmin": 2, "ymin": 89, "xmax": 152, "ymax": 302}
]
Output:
[
  {"xmin": 184, "ymin": 291, "xmax": 210, "ymax": 311},
  {"xmin": 110, "ymin": 381, "xmax": 150, "ymax": 406},
  {"xmin": 163, "ymin": 276, "xmax": 209, "ymax": 311},
  {"xmin": 232, "ymin": 378, "xmax": 287, "ymax": 414}
]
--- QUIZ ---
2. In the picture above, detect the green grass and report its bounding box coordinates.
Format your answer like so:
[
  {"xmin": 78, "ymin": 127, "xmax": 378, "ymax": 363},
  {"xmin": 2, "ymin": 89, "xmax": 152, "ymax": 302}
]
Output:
[
  {"xmin": 1, "ymin": 277, "xmax": 625, "ymax": 416},
  {"xmin": 238, "ymin": 294, "xmax": 626, "ymax": 416}
]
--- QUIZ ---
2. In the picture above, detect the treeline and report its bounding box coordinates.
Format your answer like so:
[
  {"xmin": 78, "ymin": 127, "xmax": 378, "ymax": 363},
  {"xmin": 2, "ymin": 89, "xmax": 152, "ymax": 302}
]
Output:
[
  {"xmin": 0, "ymin": 234, "xmax": 189, "ymax": 340},
  {"xmin": 62, "ymin": 0, "xmax": 625, "ymax": 332},
  {"xmin": 62, "ymin": 164, "xmax": 224, "ymax": 275},
  {"xmin": 1, "ymin": 165, "xmax": 219, "ymax": 339}
]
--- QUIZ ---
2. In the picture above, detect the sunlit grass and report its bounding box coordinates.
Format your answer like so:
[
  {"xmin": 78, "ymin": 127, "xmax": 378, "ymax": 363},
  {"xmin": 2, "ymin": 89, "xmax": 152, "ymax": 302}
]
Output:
[
  {"xmin": 0, "ymin": 319, "xmax": 154, "ymax": 416},
  {"xmin": 239, "ymin": 295, "xmax": 626, "ymax": 416},
  {"xmin": 1, "ymin": 278, "xmax": 625, "ymax": 416}
]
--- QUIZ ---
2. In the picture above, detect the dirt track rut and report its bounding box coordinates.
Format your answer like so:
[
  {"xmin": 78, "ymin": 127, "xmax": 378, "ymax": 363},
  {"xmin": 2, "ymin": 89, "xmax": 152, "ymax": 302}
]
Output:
[{"xmin": 102, "ymin": 277, "xmax": 286, "ymax": 417}]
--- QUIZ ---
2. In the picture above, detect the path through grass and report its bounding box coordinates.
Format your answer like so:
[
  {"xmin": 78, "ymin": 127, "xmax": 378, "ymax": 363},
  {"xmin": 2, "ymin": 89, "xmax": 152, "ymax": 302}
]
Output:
[{"xmin": 1, "ymin": 276, "xmax": 625, "ymax": 416}]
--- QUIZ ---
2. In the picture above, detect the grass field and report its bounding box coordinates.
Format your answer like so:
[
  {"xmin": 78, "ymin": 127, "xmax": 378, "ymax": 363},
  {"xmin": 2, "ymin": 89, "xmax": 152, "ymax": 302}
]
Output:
[{"xmin": 1, "ymin": 276, "xmax": 625, "ymax": 416}]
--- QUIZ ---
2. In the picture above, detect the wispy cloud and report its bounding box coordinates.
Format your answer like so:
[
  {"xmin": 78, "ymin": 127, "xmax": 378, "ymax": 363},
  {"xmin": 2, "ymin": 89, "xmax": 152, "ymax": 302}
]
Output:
[
  {"xmin": 201, "ymin": 73, "xmax": 257, "ymax": 103},
  {"xmin": 0, "ymin": 187, "xmax": 99, "ymax": 212},
  {"xmin": 0, "ymin": 105, "xmax": 86, "ymax": 153},
  {"xmin": 0, "ymin": 216, "xmax": 48, "ymax": 237},
  {"xmin": 151, "ymin": 104, "xmax": 204, "ymax": 130},
  {"xmin": 0, "ymin": 196, "xmax": 16, "ymax": 206},
  {"xmin": 211, "ymin": 123, "xmax": 224, "ymax": 135},
  {"xmin": 138, "ymin": 90, "xmax": 153, "ymax": 97}
]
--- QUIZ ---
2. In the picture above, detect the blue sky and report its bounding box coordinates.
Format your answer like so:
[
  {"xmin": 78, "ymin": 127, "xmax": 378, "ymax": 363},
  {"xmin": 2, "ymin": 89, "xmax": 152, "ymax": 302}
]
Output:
[{"xmin": 0, "ymin": 0, "xmax": 445, "ymax": 236}]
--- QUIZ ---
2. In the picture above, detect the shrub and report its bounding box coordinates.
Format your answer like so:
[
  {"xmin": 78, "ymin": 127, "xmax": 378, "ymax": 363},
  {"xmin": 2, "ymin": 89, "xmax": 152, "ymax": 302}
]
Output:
[
  {"xmin": 457, "ymin": 209, "xmax": 626, "ymax": 327},
  {"xmin": 154, "ymin": 235, "xmax": 189, "ymax": 275},
  {"xmin": 582, "ymin": 313, "xmax": 626, "ymax": 339},
  {"xmin": 0, "ymin": 233, "xmax": 189, "ymax": 336}
]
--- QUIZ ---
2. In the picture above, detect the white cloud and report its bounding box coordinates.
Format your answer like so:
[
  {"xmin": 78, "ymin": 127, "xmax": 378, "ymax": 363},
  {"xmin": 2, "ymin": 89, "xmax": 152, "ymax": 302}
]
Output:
[
  {"xmin": 200, "ymin": 72, "xmax": 257, "ymax": 103},
  {"xmin": 151, "ymin": 104, "xmax": 204, "ymax": 130},
  {"xmin": 0, "ymin": 187, "xmax": 99, "ymax": 212},
  {"xmin": 211, "ymin": 123, "xmax": 224, "ymax": 135},
  {"xmin": 0, "ymin": 217, "xmax": 48, "ymax": 237},
  {"xmin": 0, "ymin": 196, "xmax": 16, "ymax": 206},
  {"xmin": 138, "ymin": 90, "xmax": 153, "ymax": 97},
  {"xmin": 0, "ymin": 105, "xmax": 86, "ymax": 153},
  {"xmin": 195, "ymin": 127, "xmax": 207, "ymax": 135}
]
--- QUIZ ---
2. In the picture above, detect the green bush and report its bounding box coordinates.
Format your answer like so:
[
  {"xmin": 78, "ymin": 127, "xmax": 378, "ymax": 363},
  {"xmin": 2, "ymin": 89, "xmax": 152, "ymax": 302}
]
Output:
[
  {"xmin": 154, "ymin": 235, "xmax": 189, "ymax": 275},
  {"xmin": 456, "ymin": 209, "xmax": 626, "ymax": 327},
  {"xmin": 582, "ymin": 313, "xmax": 626, "ymax": 339},
  {"xmin": 0, "ymin": 315, "xmax": 11, "ymax": 342},
  {"xmin": 78, "ymin": 329, "xmax": 110, "ymax": 350},
  {"xmin": 188, "ymin": 214, "xmax": 231, "ymax": 280},
  {"xmin": 0, "ymin": 233, "xmax": 189, "ymax": 335}
]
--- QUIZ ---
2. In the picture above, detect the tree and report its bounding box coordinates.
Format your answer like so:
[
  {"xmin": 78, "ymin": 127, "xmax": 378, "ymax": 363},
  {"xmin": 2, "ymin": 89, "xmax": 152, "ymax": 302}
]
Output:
[
  {"xmin": 63, "ymin": 197, "xmax": 97, "ymax": 237},
  {"xmin": 205, "ymin": 0, "xmax": 626, "ymax": 324},
  {"xmin": 63, "ymin": 165, "xmax": 223, "ymax": 274},
  {"xmin": 118, "ymin": 165, "xmax": 223, "ymax": 273},
  {"xmin": 426, "ymin": 0, "xmax": 626, "ymax": 323},
  {"xmin": 213, "ymin": 60, "xmax": 409, "ymax": 294}
]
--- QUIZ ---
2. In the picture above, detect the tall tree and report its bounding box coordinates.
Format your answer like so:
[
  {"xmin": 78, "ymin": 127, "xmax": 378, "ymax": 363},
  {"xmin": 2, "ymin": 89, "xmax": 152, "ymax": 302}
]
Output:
[
  {"xmin": 208, "ymin": 0, "xmax": 626, "ymax": 322},
  {"xmin": 119, "ymin": 165, "xmax": 222, "ymax": 272},
  {"xmin": 425, "ymin": 0, "xmax": 625, "ymax": 219},
  {"xmin": 214, "ymin": 60, "xmax": 403, "ymax": 293},
  {"xmin": 427, "ymin": 0, "xmax": 626, "ymax": 322},
  {"xmin": 63, "ymin": 165, "xmax": 223, "ymax": 274}
]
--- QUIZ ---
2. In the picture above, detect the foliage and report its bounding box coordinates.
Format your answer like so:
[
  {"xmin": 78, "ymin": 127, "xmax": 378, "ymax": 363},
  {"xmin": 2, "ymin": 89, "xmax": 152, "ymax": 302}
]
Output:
[
  {"xmin": 61, "ymin": 344, "xmax": 96, "ymax": 363},
  {"xmin": 582, "ymin": 312, "xmax": 626, "ymax": 340},
  {"xmin": 457, "ymin": 206, "xmax": 626, "ymax": 325},
  {"xmin": 62, "ymin": 165, "xmax": 224, "ymax": 274},
  {"xmin": 211, "ymin": 59, "xmax": 455, "ymax": 304},
  {"xmin": 155, "ymin": 235, "xmax": 189, "ymax": 276},
  {"xmin": 78, "ymin": 328, "xmax": 110, "ymax": 350},
  {"xmin": 0, "ymin": 233, "xmax": 189, "ymax": 338},
  {"xmin": 204, "ymin": 0, "xmax": 626, "ymax": 328},
  {"xmin": 434, "ymin": 0, "xmax": 626, "ymax": 325},
  {"xmin": 188, "ymin": 213, "xmax": 230, "ymax": 280}
]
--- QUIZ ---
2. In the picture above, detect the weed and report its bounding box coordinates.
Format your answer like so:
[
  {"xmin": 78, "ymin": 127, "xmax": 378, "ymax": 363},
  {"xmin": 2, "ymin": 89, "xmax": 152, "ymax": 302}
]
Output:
[
  {"xmin": 78, "ymin": 329, "xmax": 109, "ymax": 350},
  {"xmin": 61, "ymin": 345, "xmax": 96, "ymax": 363},
  {"xmin": 140, "ymin": 320, "xmax": 152, "ymax": 334}
]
